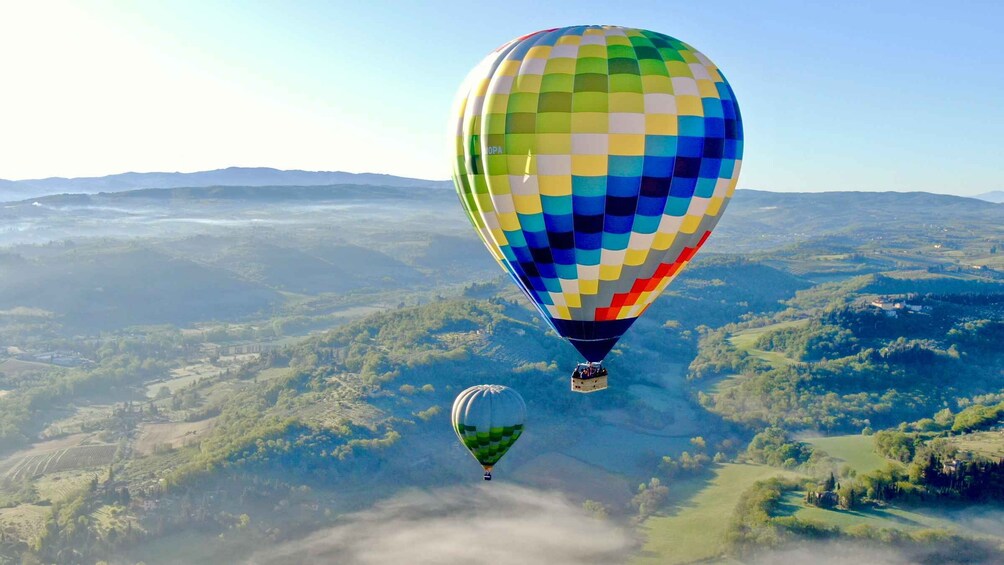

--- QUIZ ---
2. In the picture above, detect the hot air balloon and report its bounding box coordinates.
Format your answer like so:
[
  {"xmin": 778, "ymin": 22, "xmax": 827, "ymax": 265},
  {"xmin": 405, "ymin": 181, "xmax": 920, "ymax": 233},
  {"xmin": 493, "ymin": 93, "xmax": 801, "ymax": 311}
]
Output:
[
  {"xmin": 450, "ymin": 25, "xmax": 743, "ymax": 392},
  {"xmin": 451, "ymin": 384, "xmax": 526, "ymax": 480}
]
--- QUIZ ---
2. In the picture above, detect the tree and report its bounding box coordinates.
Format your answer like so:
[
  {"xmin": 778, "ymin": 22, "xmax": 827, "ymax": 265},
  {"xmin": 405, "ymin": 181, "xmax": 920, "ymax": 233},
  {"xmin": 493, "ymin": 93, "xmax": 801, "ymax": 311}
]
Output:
[
  {"xmin": 632, "ymin": 478, "xmax": 669, "ymax": 520},
  {"xmin": 823, "ymin": 472, "xmax": 836, "ymax": 492},
  {"xmin": 582, "ymin": 500, "xmax": 608, "ymax": 520}
]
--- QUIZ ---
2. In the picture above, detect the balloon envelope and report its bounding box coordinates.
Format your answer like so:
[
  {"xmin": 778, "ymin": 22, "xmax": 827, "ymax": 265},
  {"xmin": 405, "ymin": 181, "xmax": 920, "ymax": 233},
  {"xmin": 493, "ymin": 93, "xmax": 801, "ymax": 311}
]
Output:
[
  {"xmin": 450, "ymin": 25, "xmax": 743, "ymax": 361},
  {"xmin": 451, "ymin": 384, "xmax": 526, "ymax": 470}
]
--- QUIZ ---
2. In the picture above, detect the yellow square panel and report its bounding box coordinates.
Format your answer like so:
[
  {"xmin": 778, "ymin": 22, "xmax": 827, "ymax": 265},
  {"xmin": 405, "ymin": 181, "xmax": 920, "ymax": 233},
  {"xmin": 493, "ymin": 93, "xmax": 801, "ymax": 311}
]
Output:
[
  {"xmin": 497, "ymin": 60, "xmax": 521, "ymax": 76},
  {"xmin": 727, "ymin": 168, "xmax": 741, "ymax": 194},
  {"xmin": 487, "ymin": 174, "xmax": 510, "ymax": 195},
  {"xmin": 681, "ymin": 215, "xmax": 701, "ymax": 234},
  {"xmin": 697, "ymin": 79, "xmax": 718, "ymax": 98},
  {"xmin": 641, "ymin": 75, "xmax": 672, "ymax": 93},
  {"xmin": 556, "ymin": 34, "xmax": 581, "ymax": 45},
  {"xmin": 514, "ymin": 74, "xmax": 542, "ymax": 93},
  {"xmin": 609, "ymin": 134, "xmax": 645, "ymax": 156},
  {"xmin": 538, "ymin": 176, "xmax": 572, "ymax": 197},
  {"xmin": 544, "ymin": 58, "xmax": 577, "ymax": 74},
  {"xmin": 486, "ymin": 93, "xmax": 509, "ymax": 110},
  {"xmin": 489, "ymin": 227, "xmax": 510, "ymax": 246},
  {"xmin": 538, "ymin": 174, "xmax": 572, "ymax": 195},
  {"xmin": 645, "ymin": 114, "xmax": 678, "ymax": 135},
  {"xmin": 609, "ymin": 92, "xmax": 645, "ymax": 113},
  {"xmin": 498, "ymin": 212, "xmax": 521, "ymax": 231},
  {"xmin": 655, "ymin": 276, "xmax": 673, "ymax": 293},
  {"xmin": 570, "ymin": 112, "xmax": 609, "ymax": 133},
  {"xmin": 564, "ymin": 293, "xmax": 581, "ymax": 309},
  {"xmin": 513, "ymin": 194, "xmax": 542, "ymax": 214},
  {"xmin": 665, "ymin": 61, "xmax": 691, "ymax": 77},
  {"xmin": 625, "ymin": 248, "xmax": 649, "ymax": 267},
  {"xmin": 579, "ymin": 279, "xmax": 599, "ymax": 295},
  {"xmin": 653, "ymin": 231, "xmax": 676, "ymax": 251},
  {"xmin": 636, "ymin": 290, "xmax": 654, "ymax": 307},
  {"xmin": 475, "ymin": 192, "xmax": 496, "ymax": 212},
  {"xmin": 507, "ymin": 155, "xmax": 536, "ymax": 174},
  {"xmin": 707, "ymin": 196, "xmax": 724, "ymax": 216},
  {"xmin": 578, "ymin": 44, "xmax": 607, "ymax": 59},
  {"xmin": 605, "ymin": 34, "xmax": 631, "ymax": 46},
  {"xmin": 600, "ymin": 264, "xmax": 622, "ymax": 281},
  {"xmin": 526, "ymin": 45, "xmax": 552, "ymax": 59},
  {"xmin": 676, "ymin": 96, "xmax": 703, "ymax": 116},
  {"xmin": 536, "ymin": 133, "xmax": 572, "ymax": 155},
  {"xmin": 474, "ymin": 78, "xmax": 491, "ymax": 96},
  {"xmin": 571, "ymin": 154, "xmax": 607, "ymax": 176}
]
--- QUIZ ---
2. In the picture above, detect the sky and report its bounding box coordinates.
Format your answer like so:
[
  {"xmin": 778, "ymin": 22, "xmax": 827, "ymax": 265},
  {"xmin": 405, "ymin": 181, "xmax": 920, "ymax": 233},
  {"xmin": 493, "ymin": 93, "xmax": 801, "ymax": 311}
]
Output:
[{"xmin": 0, "ymin": 0, "xmax": 1001, "ymax": 194}]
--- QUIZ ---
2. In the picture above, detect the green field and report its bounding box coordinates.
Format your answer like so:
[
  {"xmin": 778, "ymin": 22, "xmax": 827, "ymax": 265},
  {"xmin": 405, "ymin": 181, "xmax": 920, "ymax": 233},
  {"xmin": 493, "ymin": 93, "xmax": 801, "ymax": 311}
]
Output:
[
  {"xmin": 727, "ymin": 319, "xmax": 808, "ymax": 368},
  {"xmin": 803, "ymin": 434, "xmax": 891, "ymax": 474},
  {"xmin": 633, "ymin": 463, "xmax": 801, "ymax": 564},
  {"xmin": 777, "ymin": 491, "xmax": 1002, "ymax": 541}
]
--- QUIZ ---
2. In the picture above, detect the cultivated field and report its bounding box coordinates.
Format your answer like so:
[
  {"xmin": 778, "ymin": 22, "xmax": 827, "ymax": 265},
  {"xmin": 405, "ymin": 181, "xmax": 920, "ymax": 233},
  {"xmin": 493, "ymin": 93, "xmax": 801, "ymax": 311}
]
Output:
[
  {"xmin": 0, "ymin": 358, "xmax": 57, "ymax": 377},
  {"xmin": 41, "ymin": 404, "xmax": 114, "ymax": 438},
  {"xmin": 0, "ymin": 435, "xmax": 117, "ymax": 481},
  {"xmin": 943, "ymin": 431, "xmax": 1004, "ymax": 460},
  {"xmin": 34, "ymin": 470, "xmax": 102, "ymax": 502},
  {"xmin": 2, "ymin": 445, "xmax": 117, "ymax": 481},
  {"xmin": 134, "ymin": 418, "xmax": 218, "ymax": 455},
  {"xmin": 0, "ymin": 504, "xmax": 49, "ymax": 543},
  {"xmin": 144, "ymin": 362, "xmax": 226, "ymax": 398}
]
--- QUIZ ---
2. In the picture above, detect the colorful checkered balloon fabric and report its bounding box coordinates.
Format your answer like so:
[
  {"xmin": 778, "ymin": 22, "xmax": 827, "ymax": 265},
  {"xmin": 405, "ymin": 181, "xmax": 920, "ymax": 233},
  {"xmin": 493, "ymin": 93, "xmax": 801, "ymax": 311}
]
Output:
[{"xmin": 450, "ymin": 25, "xmax": 743, "ymax": 362}]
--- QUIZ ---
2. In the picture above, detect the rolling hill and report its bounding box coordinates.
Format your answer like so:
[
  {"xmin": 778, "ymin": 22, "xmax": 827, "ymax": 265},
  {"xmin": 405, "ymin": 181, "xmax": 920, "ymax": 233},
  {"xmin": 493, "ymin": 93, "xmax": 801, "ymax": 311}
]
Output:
[{"xmin": 0, "ymin": 167, "xmax": 453, "ymax": 202}]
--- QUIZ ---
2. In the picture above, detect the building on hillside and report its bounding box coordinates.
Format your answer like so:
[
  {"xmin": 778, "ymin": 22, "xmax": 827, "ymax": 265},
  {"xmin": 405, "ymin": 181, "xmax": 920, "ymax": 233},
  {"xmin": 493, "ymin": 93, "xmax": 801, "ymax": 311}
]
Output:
[{"xmin": 870, "ymin": 297, "xmax": 927, "ymax": 317}]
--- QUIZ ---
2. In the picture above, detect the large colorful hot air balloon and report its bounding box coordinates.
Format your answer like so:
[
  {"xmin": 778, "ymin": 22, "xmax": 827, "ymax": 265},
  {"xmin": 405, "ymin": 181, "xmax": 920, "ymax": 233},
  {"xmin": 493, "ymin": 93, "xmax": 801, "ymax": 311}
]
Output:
[
  {"xmin": 450, "ymin": 25, "xmax": 743, "ymax": 391},
  {"xmin": 451, "ymin": 384, "xmax": 526, "ymax": 480}
]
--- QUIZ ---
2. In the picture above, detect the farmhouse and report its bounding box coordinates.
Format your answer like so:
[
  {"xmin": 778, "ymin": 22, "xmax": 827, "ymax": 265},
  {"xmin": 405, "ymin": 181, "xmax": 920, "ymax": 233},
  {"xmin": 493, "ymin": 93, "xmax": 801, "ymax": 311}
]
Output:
[{"xmin": 870, "ymin": 297, "xmax": 926, "ymax": 318}]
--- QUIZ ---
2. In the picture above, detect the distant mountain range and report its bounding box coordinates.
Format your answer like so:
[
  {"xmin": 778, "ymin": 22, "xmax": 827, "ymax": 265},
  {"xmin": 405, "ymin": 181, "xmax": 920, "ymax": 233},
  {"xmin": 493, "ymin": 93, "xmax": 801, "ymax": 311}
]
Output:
[
  {"xmin": 0, "ymin": 167, "xmax": 454, "ymax": 202},
  {"xmin": 975, "ymin": 190, "xmax": 1004, "ymax": 203},
  {"xmin": 2, "ymin": 166, "xmax": 1002, "ymax": 206}
]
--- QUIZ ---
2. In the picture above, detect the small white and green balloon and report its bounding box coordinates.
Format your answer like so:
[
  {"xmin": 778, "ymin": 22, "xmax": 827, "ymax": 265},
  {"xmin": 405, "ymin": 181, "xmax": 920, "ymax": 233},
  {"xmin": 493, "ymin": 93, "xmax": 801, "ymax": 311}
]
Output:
[{"xmin": 451, "ymin": 384, "xmax": 526, "ymax": 479}]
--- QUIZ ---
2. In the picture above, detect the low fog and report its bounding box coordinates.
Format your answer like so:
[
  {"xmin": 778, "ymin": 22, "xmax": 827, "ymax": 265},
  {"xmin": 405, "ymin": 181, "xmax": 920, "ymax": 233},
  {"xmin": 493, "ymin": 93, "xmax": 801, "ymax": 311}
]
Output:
[{"xmin": 246, "ymin": 485, "xmax": 633, "ymax": 565}]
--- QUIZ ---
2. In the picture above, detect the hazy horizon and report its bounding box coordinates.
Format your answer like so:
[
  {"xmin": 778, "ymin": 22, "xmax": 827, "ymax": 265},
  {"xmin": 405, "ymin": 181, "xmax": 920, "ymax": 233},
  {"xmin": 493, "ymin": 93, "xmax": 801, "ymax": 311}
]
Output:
[
  {"xmin": 2, "ymin": 1, "xmax": 1002, "ymax": 195},
  {"xmin": 1, "ymin": 165, "xmax": 1001, "ymax": 199}
]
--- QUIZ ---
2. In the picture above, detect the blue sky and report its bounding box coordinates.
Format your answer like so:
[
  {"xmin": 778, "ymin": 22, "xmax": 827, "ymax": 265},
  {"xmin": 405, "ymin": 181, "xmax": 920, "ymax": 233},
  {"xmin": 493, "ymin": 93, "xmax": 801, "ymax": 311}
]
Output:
[{"xmin": 1, "ymin": 1, "xmax": 1001, "ymax": 194}]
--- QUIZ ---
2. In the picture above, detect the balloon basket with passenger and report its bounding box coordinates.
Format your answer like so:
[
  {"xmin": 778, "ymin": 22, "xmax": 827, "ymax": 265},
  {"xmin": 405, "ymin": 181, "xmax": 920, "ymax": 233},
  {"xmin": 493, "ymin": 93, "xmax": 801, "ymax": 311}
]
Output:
[{"xmin": 570, "ymin": 361, "xmax": 608, "ymax": 393}]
